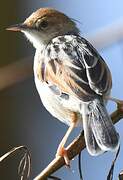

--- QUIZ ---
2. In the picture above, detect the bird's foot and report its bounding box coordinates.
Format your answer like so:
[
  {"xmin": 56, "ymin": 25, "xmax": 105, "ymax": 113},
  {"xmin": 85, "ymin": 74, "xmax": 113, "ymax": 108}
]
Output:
[{"xmin": 56, "ymin": 147, "xmax": 70, "ymax": 167}]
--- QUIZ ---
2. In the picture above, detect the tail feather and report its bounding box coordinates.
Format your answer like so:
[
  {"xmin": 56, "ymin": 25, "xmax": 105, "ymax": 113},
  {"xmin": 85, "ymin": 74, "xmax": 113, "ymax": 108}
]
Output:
[
  {"xmin": 82, "ymin": 98, "xmax": 119, "ymax": 156},
  {"xmin": 83, "ymin": 111, "xmax": 104, "ymax": 155}
]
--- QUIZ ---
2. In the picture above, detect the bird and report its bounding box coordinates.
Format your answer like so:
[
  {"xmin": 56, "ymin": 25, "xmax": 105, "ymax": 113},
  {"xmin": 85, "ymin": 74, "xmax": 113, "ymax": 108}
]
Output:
[{"xmin": 7, "ymin": 7, "xmax": 119, "ymax": 166}]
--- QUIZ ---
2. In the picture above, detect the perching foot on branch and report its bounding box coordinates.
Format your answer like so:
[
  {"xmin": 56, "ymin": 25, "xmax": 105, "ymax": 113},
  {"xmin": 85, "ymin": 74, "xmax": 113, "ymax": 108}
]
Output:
[
  {"xmin": 56, "ymin": 147, "xmax": 70, "ymax": 167},
  {"xmin": 34, "ymin": 99, "xmax": 123, "ymax": 180}
]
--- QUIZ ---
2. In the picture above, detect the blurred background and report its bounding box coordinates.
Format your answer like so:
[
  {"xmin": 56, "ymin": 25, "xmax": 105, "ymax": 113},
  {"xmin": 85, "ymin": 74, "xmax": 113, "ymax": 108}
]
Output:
[{"xmin": 0, "ymin": 0, "xmax": 123, "ymax": 179}]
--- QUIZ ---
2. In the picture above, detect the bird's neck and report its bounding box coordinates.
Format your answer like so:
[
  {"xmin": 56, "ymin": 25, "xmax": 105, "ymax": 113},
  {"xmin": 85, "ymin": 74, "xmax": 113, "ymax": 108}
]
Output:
[
  {"xmin": 33, "ymin": 47, "xmax": 46, "ymax": 79},
  {"xmin": 23, "ymin": 30, "xmax": 47, "ymax": 49}
]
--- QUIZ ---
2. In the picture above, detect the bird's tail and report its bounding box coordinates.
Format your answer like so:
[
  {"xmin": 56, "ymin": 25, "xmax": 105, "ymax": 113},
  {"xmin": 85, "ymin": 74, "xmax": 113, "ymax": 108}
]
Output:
[{"xmin": 81, "ymin": 98, "xmax": 119, "ymax": 156}]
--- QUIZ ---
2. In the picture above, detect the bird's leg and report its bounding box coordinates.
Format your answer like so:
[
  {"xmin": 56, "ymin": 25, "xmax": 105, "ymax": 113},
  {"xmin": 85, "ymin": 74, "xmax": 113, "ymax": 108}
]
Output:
[
  {"xmin": 56, "ymin": 123, "xmax": 75, "ymax": 166},
  {"xmin": 56, "ymin": 113, "xmax": 77, "ymax": 167}
]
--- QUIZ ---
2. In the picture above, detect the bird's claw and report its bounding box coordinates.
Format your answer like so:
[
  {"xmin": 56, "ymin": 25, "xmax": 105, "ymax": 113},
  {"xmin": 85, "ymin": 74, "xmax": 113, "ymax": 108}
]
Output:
[{"xmin": 56, "ymin": 147, "xmax": 70, "ymax": 167}]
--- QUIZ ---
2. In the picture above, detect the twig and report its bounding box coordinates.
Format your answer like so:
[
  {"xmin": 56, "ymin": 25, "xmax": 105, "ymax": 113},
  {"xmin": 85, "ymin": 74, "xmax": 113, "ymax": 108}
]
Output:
[
  {"xmin": 34, "ymin": 103, "xmax": 123, "ymax": 180},
  {"xmin": 48, "ymin": 175, "xmax": 62, "ymax": 180},
  {"xmin": 78, "ymin": 152, "xmax": 83, "ymax": 180},
  {"xmin": 0, "ymin": 145, "xmax": 31, "ymax": 180},
  {"xmin": 107, "ymin": 146, "xmax": 120, "ymax": 180}
]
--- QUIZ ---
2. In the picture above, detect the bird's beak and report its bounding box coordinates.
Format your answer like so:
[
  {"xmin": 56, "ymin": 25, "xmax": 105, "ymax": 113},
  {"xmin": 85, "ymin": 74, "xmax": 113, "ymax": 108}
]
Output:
[{"xmin": 6, "ymin": 23, "xmax": 29, "ymax": 32}]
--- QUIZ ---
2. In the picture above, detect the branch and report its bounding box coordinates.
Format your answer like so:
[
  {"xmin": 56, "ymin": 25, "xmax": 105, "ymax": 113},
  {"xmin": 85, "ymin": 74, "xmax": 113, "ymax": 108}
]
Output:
[
  {"xmin": 87, "ymin": 18, "xmax": 123, "ymax": 49},
  {"xmin": 0, "ymin": 56, "xmax": 33, "ymax": 90},
  {"xmin": 119, "ymin": 171, "xmax": 123, "ymax": 179},
  {"xmin": 34, "ymin": 103, "xmax": 123, "ymax": 180}
]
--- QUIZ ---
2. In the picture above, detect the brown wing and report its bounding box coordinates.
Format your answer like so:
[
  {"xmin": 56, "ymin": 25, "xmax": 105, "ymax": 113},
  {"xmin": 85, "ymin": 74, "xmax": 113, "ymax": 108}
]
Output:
[{"xmin": 43, "ymin": 35, "xmax": 112, "ymax": 101}]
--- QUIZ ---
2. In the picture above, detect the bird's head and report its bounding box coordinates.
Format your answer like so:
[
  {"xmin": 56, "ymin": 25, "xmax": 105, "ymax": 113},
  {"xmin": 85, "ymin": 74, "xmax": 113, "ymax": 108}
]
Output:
[{"xmin": 7, "ymin": 8, "xmax": 79, "ymax": 49}]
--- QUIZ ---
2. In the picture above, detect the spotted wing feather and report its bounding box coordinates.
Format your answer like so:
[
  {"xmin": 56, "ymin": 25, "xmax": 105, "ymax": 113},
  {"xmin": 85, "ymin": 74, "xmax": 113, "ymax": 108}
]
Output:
[{"xmin": 44, "ymin": 35, "xmax": 112, "ymax": 101}]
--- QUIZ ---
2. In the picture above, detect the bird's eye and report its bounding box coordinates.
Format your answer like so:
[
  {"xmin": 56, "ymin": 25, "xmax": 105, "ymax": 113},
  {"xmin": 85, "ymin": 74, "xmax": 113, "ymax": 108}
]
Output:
[
  {"xmin": 36, "ymin": 19, "xmax": 48, "ymax": 30},
  {"xmin": 40, "ymin": 20, "xmax": 48, "ymax": 28}
]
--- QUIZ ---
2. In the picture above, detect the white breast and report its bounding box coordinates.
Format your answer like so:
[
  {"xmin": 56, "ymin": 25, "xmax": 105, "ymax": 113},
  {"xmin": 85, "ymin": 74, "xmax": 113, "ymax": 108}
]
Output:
[
  {"xmin": 33, "ymin": 50, "xmax": 82, "ymax": 126},
  {"xmin": 35, "ymin": 77, "xmax": 82, "ymax": 126}
]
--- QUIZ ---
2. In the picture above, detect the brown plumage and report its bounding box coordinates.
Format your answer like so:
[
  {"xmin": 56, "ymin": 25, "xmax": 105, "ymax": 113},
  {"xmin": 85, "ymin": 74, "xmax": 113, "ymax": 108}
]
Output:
[{"xmin": 41, "ymin": 36, "xmax": 112, "ymax": 101}]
